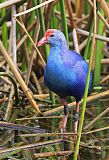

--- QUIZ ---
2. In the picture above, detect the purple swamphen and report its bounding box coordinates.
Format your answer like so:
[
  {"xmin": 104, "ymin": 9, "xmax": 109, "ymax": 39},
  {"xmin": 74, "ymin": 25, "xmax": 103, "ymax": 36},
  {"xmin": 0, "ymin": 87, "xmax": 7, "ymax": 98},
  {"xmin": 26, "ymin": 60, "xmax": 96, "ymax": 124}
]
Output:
[{"xmin": 37, "ymin": 29, "xmax": 92, "ymax": 133}]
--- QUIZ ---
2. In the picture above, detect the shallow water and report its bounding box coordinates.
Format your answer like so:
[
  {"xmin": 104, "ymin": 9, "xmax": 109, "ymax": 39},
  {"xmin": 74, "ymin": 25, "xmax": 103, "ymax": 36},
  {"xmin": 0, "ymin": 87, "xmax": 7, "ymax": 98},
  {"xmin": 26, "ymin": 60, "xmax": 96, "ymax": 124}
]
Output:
[
  {"xmin": 39, "ymin": 97, "xmax": 109, "ymax": 160},
  {"xmin": 0, "ymin": 92, "xmax": 109, "ymax": 160}
]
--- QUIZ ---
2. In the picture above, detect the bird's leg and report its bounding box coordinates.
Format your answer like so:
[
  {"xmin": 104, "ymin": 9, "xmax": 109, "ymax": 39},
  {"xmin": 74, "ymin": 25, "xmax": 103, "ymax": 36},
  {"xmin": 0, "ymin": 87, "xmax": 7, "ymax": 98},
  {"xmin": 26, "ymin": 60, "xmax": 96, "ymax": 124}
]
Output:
[
  {"xmin": 73, "ymin": 102, "xmax": 79, "ymax": 136},
  {"xmin": 59, "ymin": 98, "xmax": 69, "ymax": 132}
]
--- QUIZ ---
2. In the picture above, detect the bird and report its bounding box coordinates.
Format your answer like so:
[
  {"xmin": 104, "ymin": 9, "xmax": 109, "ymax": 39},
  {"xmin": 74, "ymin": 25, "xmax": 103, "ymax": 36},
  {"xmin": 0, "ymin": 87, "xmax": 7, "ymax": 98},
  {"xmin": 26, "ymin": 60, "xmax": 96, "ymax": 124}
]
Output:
[{"xmin": 37, "ymin": 29, "xmax": 92, "ymax": 134}]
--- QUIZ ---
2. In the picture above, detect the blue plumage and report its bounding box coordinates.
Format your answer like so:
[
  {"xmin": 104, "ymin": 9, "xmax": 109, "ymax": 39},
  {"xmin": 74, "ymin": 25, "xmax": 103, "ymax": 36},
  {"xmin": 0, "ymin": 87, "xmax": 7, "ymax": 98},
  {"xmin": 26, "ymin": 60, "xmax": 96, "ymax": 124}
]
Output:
[
  {"xmin": 42, "ymin": 30, "xmax": 92, "ymax": 102},
  {"xmin": 38, "ymin": 29, "xmax": 93, "ymax": 133}
]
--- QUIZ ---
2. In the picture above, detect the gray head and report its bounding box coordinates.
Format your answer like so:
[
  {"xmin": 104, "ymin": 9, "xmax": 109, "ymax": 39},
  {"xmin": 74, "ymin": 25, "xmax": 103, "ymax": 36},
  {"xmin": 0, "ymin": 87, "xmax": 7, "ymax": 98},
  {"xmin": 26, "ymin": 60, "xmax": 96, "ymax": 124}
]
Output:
[{"xmin": 37, "ymin": 29, "xmax": 67, "ymax": 47}]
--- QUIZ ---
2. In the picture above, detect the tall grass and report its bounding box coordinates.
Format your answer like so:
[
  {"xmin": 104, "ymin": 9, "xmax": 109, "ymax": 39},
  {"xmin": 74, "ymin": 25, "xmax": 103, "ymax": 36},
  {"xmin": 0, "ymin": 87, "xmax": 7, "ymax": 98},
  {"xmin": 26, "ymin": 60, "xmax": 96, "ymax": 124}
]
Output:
[
  {"xmin": 33, "ymin": 0, "xmax": 55, "ymax": 105},
  {"xmin": 94, "ymin": 9, "xmax": 104, "ymax": 85},
  {"xmin": 0, "ymin": 0, "xmax": 109, "ymax": 159},
  {"xmin": 1, "ymin": 0, "xmax": 8, "ymax": 49},
  {"xmin": 73, "ymin": 1, "xmax": 97, "ymax": 159},
  {"xmin": 59, "ymin": 0, "xmax": 69, "ymax": 44}
]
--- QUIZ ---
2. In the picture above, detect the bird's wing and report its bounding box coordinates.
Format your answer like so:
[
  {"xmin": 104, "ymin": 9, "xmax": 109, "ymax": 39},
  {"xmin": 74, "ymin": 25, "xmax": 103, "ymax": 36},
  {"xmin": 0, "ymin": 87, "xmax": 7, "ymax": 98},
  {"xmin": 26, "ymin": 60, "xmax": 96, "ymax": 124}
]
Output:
[
  {"xmin": 61, "ymin": 50, "xmax": 92, "ymax": 96},
  {"xmin": 61, "ymin": 49, "xmax": 92, "ymax": 85},
  {"xmin": 61, "ymin": 50, "xmax": 87, "ymax": 70}
]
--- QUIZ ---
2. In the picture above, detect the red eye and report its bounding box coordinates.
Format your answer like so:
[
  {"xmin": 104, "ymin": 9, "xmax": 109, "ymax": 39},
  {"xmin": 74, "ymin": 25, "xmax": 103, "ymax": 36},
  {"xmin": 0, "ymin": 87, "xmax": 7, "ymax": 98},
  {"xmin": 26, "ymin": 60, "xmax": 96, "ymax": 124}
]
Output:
[{"xmin": 49, "ymin": 34, "xmax": 54, "ymax": 37}]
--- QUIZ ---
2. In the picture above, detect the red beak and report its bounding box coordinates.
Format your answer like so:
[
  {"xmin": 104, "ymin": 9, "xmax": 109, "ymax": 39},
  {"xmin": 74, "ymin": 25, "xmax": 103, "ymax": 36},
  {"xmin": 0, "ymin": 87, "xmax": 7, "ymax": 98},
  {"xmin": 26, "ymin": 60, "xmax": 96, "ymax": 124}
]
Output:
[{"xmin": 37, "ymin": 36, "xmax": 48, "ymax": 47}]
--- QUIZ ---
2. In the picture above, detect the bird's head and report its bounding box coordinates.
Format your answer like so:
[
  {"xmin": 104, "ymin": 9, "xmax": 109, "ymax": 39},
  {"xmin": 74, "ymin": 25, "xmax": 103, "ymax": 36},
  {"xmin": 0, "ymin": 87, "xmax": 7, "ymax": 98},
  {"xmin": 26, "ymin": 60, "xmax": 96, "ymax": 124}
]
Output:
[{"xmin": 37, "ymin": 29, "xmax": 67, "ymax": 47}]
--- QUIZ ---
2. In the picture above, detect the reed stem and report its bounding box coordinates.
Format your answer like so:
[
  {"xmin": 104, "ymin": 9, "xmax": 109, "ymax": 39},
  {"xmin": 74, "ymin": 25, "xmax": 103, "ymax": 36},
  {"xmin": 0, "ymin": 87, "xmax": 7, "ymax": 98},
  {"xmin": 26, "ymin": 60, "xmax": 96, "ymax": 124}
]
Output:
[
  {"xmin": 73, "ymin": 0, "xmax": 97, "ymax": 159},
  {"xmin": 59, "ymin": 0, "xmax": 69, "ymax": 45},
  {"xmin": 34, "ymin": 0, "xmax": 55, "ymax": 105},
  {"xmin": 1, "ymin": 0, "xmax": 8, "ymax": 49},
  {"xmin": 94, "ymin": 9, "xmax": 104, "ymax": 85}
]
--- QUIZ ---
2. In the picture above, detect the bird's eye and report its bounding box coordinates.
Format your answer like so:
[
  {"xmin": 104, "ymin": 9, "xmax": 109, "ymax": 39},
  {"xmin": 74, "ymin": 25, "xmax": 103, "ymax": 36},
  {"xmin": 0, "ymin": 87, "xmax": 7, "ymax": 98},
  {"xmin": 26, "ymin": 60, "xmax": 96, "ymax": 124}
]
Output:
[{"xmin": 49, "ymin": 34, "xmax": 54, "ymax": 37}]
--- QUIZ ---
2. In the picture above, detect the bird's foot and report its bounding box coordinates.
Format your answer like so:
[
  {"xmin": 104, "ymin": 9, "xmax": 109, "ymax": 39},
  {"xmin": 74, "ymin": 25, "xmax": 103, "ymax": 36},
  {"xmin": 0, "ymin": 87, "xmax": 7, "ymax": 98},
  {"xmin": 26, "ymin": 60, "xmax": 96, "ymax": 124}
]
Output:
[
  {"xmin": 59, "ymin": 115, "xmax": 68, "ymax": 141},
  {"xmin": 73, "ymin": 111, "xmax": 79, "ymax": 141},
  {"xmin": 59, "ymin": 115, "xmax": 68, "ymax": 133},
  {"xmin": 59, "ymin": 104, "xmax": 69, "ymax": 132},
  {"xmin": 73, "ymin": 112, "xmax": 79, "ymax": 122}
]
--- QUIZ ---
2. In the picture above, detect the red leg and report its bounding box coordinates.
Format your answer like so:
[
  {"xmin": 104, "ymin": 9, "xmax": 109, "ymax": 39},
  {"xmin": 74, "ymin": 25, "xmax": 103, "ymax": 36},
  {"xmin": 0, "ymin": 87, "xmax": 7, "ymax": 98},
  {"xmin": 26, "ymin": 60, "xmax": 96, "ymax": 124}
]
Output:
[
  {"xmin": 73, "ymin": 102, "xmax": 79, "ymax": 138},
  {"xmin": 59, "ymin": 98, "xmax": 69, "ymax": 132}
]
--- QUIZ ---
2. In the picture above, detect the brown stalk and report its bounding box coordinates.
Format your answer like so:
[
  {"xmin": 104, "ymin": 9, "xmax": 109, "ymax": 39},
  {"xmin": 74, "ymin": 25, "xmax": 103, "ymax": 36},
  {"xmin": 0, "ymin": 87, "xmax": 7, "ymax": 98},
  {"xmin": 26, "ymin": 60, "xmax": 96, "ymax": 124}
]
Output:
[
  {"xmin": 16, "ymin": 35, "xmax": 28, "ymax": 51},
  {"xmin": 25, "ymin": 22, "xmax": 40, "ymax": 86},
  {"xmin": 15, "ymin": 17, "xmax": 45, "ymax": 66},
  {"xmin": 75, "ymin": 0, "xmax": 80, "ymax": 17},
  {"xmin": 75, "ymin": 15, "xmax": 89, "ymax": 26},
  {"xmin": 5, "ymin": 5, "xmax": 17, "ymax": 122},
  {"xmin": 17, "ymin": 20, "xmax": 37, "ymax": 45},
  {"xmin": 31, "ymin": 72, "xmax": 42, "ymax": 94},
  {"xmin": 86, "ymin": 58, "xmax": 109, "ymax": 64},
  {"xmin": 79, "ymin": 38, "xmax": 88, "ymax": 51},
  {"xmin": 66, "ymin": 0, "xmax": 79, "ymax": 52},
  {"xmin": 88, "ymin": 0, "xmax": 109, "ymax": 29},
  {"xmin": 0, "ymin": 97, "xmax": 7, "ymax": 105},
  {"xmin": 4, "ymin": 86, "xmax": 14, "ymax": 121},
  {"xmin": 24, "ymin": 0, "xmax": 32, "ymax": 27},
  {"xmin": 0, "ymin": 60, "xmax": 6, "ymax": 67},
  {"xmin": 20, "ymin": 132, "xmax": 78, "ymax": 138},
  {"xmin": 85, "ymin": 8, "xmax": 93, "ymax": 31},
  {"xmin": 16, "ymin": 115, "xmax": 63, "ymax": 121},
  {"xmin": 25, "ymin": 46, "xmax": 35, "ymax": 86},
  {"xmin": 100, "ymin": 75, "xmax": 109, "ymax": 84},
  {"xmin": 84, "ymin": 107, "xmax": 109, "ymax": 130},
  {"xmin": 14, "ymin": 0, "xmax": 55, "ymax": 17},
  {"xmin": 0, "ymin": 40, "xmax": 42, "ymax": 114},
  {"xmin": 33, "ymin": 151, "xmax": 73, "ymax": 158},
  {"xmin": 0, "ymin": 139, "xmax": 63, "ymax": 154},
  {"xmin": 0, "ymin": 121, "xmax": 45, "ymax": 132},
  {"xmin": 85, "ymin": 126, "xmax": 109, "ymax": 134},
  {"xmin": 76, "ymin": 28, "xmax": 109, "ymax": 42},
  {"xmin": 0, "ymin": 76, "xmax": 11, "ymax": 85},
  {"xmin": 66, "ymin": 0, "xmax": 75, "ymax": 29},
  {"xmin": 18, "ymin": 16, "xmax": 29, "ymax": 67},
  {"xmin": 43, "ymin": 89, "xmax": 109, "ymax": 116},
  {"xmin": 0, "ymin": 0, "xmax": 21, "ymax": 9},
  {"xmin": 45, "ymin": 0, "xmax": 58, "ymax": 29},
  {"xmin": 97, "ymin": 0, "xmax": 109, "ymax": 22},
  {"xmin": 34, "ymin": 93, "xmax": 49, "ymax": 99}
]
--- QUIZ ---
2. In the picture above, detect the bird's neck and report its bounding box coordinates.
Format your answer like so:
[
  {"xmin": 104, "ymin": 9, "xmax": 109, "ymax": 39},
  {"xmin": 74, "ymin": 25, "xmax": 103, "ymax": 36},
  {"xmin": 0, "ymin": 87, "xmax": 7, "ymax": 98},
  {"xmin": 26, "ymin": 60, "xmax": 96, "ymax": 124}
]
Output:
[{"xmin": 50, "ymin": 41, "xmax": 68, "ymax": 54}]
